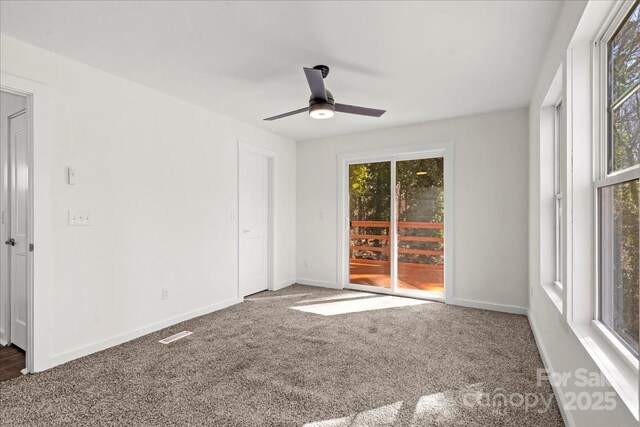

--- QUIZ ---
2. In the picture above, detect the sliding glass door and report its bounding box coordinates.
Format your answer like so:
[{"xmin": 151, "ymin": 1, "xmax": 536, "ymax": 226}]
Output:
[{"xmin": 348, "ymin": 155, "xmax": 445, "ymax": 299}]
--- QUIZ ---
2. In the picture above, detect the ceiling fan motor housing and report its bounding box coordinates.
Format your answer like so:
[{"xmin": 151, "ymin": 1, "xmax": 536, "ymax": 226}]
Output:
[
  {"xmin": 309, "ymin": 89, "xmax": 335, "ymax": 118},
  {"xmin": 309, "ymin": 102, "xmax": 335, "ymax": 118},
  {"xmin": 309, "ymin": 90, "xmax": 334, "ymax": 106}
]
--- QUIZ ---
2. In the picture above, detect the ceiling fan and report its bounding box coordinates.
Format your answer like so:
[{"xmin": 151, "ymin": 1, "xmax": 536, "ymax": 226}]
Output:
[{"xmin": 263, "ymin": 65, "xmax": 386, "ymax": 121}]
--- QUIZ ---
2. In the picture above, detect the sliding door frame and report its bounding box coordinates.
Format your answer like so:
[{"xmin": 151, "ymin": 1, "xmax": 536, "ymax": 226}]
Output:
[{"xmin": 337, "ymin": 142, "xmax": 454, "ymax": 303}]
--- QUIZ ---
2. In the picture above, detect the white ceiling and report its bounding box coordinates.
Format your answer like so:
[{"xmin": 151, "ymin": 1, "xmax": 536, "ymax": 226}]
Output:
[{"xmin": 0, "ymin": 1, "xmax": 561, "ymax": 141}]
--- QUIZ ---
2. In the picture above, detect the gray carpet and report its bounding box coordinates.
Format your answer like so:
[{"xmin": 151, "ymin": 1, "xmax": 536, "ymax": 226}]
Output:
[{"xmin": 0, "ymin": 284, "xmax": 563, "ymax": 426}]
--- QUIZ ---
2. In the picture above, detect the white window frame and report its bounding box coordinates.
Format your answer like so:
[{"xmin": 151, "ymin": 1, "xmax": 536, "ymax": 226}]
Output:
[
  {"xmin": 553, "ymin": 100, "xmax": 565, "ymax": 291},
  {"xmin": 593, "ymin": 0, "xmax": 640, "ymax": 360},
  {"xmin": 556, "ymin": 0, "xmax": 640, "ymax": 418},
  {"xmin": 539, "ymin": 63, "xmax": 564, "ymax": 314}
]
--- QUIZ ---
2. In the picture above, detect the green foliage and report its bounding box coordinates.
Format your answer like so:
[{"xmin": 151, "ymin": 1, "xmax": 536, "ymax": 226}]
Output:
[
  {"xmin": 610, "ymin": 2, "xmax": 639, "ymax": 172},
  {"xmin": 349, "ymin": 162, "xmax": 391, "ymax": 222},
  {"xmin": 349, "ymin": 159, "xmax": 444, "ymax": 265},
  {"xmin": 396, "ymin": 158, "xmax": 444, "ymax": 223},
  {"xmin": 612, "ymin": 180, "xmax": 639, "ymax": 349},
  {"xmin": 608, "ymin": 1, "xmax": 639, "ymax": 350}
]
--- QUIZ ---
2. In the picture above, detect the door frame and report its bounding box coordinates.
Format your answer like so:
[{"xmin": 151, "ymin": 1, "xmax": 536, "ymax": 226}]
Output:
[
  {"xmin": 337, "ymin": 142, "xmax": 454, "ymax": 302},
  {"xmin": 1, "ymin": 73, "xmax": 51, "ymax": 373},
  {"xmin": 237, "ymin": 142, "xmax": 275, "ymax": 298}
]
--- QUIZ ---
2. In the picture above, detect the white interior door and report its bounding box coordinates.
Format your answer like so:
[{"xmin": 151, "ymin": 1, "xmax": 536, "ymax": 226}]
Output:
[
  {"xmin": 9, "ymin": 111, "xmax": 28, "ymax": 350},
  {"xmin": 238, "ymin": 148, "xmax": 270, "ymax": 297}
]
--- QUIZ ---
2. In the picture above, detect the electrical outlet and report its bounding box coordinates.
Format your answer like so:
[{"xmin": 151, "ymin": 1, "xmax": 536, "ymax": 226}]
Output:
[{"xmin": 162, "ymin": 288, "xmax": 169, "ymax": 300}]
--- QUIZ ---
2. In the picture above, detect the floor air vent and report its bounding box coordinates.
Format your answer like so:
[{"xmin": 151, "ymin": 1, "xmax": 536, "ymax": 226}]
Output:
[{"xmin": 159, "ymin": 331, "xmax": 192, "ymax": 344}]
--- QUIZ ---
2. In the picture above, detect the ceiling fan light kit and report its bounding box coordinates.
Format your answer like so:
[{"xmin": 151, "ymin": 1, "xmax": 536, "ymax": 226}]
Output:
[
  {"xmin": 308, "ymin": 88, "xmax": 335, "ymax": 119},
  {"xmin": 309, "ymin": 103, "xmax": 335, "ymax": 119},
  {"xmin": 263, "ymin": 65, "xmax": 386, "ymax": 121}
]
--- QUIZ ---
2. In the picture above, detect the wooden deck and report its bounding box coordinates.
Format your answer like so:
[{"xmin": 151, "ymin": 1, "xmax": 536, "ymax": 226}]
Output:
[
  {"xmin": 349, "ymin": 260, "xmax": 444, "ymax": 293},
  {"xmin": 350, "ymin": 220, "xmax": 444, "ymax": 293}
]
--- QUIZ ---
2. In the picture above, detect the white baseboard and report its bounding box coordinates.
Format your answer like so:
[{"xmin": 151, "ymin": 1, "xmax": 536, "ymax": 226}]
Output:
[
  {"xmin": 528, "ymin": 314, "xmax": 573, "ymax": 427},
  {"xmin": 296, "ymin": 278, "xmax": 342, "ymax": 289},
  {"xmin": 0, "ymin": 338, "xmax": 7, "ymax": 346},
  {"xmin": 274, "ymin": 279, "xmax": 296, "ymax": 291},
  {"xmin": 447, "ymin": 297, "xmax": 528, "ymax": 315},
  {"xmin": 49, "ymin": 296, "xmax": 243, "ymax": 368},
  {"xmin": 295, "ymin": 282, "xmax": 527, "ymax": 314}
]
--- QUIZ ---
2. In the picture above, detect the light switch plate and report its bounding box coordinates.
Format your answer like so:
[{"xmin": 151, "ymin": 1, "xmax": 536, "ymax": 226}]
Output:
[
  {"xmin": 68, "ymin": 209, "xmax": 77, "ymax": 225},
  {"xmin": 67, "ymin": 167, "xmax": 76, "ymax": 185},
  {"xmin": 68, "ymin": 209, "xmax": 93, "ymax": 226}
]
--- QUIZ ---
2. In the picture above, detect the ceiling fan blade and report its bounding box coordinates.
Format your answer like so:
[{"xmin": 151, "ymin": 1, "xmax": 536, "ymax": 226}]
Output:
[
  {"xmin": 335, "ymin": 103, "xmax": 386, "ymax": 117},
  {"xmin": 263, "ymin": 107, "xmax": 309, "ymax": 121},
  {"xmin": 303, "ymin": 67, "xmax": 327, "ymax": 101}
]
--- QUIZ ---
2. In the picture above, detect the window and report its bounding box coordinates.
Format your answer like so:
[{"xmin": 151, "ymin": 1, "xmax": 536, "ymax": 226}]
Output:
[
  {"xmin": 554, "ymin": 101, "xmax": 565, "ymax": 288},
  {"xmin": 597, "ymin": 1, "xmax": 640, "ymax": 356}
]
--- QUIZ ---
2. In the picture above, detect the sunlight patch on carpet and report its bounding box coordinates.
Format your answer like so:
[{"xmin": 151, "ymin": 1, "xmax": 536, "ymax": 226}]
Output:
[
  {"xmin": 411, "ymin": 391, "xmax": 454, "ymax": 425},
  {"xmin": 296, "ymin": 291, "xmax": 378, "ymax": 304},
  {"xmin": 302, "ymin": 401, "xmax": 402, "ymax": 427},
  {"xmin": 290, "ymin": 295, "xmax": 429, "ymax": 316}
]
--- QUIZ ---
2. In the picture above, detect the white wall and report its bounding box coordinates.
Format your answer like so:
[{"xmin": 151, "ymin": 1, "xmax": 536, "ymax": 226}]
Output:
[
  {"xmin": 0, "ymin": 90, "xmax": 26, "ymax": 345},
  {"xmin": 0, "ymin": 35, "xmax": 296, "ymax": 366},
  {"xmin": 528, "ymin": 1, "xmax": 637, "ymax": 425},
  {"xmin": 296, "ymin": 108, "xmax": 529, "ymax": 311}
]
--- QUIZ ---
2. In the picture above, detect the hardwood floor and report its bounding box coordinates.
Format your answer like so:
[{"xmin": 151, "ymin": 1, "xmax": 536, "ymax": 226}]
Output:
[{"xmin": 0, "ymin": 345, "xmax": 25, "ymax": 382}]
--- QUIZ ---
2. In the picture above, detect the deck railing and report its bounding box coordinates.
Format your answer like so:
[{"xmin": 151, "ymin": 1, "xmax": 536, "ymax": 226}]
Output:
[{"xmin": 350, "ymin": 220, "xmax": 443, "ymax": 270}]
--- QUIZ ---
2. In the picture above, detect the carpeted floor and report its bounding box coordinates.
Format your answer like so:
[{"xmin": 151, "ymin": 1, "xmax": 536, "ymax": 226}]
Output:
[{"xmin": 0, "ymin": 285, "xmax": 563, "ymax": 426}]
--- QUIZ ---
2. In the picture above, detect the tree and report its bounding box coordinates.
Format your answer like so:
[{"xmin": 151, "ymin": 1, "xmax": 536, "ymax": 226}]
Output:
[
  {"xmin": 609, "ymin": 1, "xmax": 639, "ymax": 349},
  {"xmin": 349, "ymin": 158, "xmax": 444, "ymax": 266}
]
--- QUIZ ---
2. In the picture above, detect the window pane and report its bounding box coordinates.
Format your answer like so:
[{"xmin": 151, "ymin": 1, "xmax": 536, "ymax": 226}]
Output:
[
  {"xmin": 349, "ymin": 162, "xmax": 391, "ymax": 288},
  {"xmin": 610, "ymin": 88, "xmax": 640, "ymax": 172},
  {"xmin": 555, "ymin": 197, "xmax": 563, "ymax": 284},
  {"xmin": 396, "ymin": 158, "xmax": 444, "ymax": 293},
  {"xmin": 554, "ymin": 102, "xmax": 564, "ymax": 284},
  {"xmin": 599, "ymin": 179, "xmax": 639, "ymax": 354},
  {"xmin": 609, "ymin": 2, "xmax": 640, "ymax": 102},
  {"xmin": 554, "ymin": 102, "xmax": 564, "ymax": 193}
]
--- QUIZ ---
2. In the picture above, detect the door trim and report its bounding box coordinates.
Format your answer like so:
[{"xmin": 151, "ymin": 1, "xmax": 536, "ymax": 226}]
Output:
[
  {"xmin": 337, "ymin": 142, "xmax": 455, "ymax": 303},
  {"xmin": 1, "ymin": 73, "xmax": 51, "ymax": 373},
  {"xmin": 237, "ymin": 142, "xmax": 275, "ymax": 299}
]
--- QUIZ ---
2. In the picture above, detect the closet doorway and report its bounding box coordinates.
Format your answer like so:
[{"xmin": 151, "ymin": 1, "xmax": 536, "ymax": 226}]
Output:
[{"xmin": 0, "ymin": 90, "xmax": 29, "ymax": 380}]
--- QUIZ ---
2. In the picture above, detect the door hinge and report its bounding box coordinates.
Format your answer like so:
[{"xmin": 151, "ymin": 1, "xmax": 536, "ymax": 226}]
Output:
[{"xmin": 29, "ymin": 243, "xmax": 34, "ymax": 252}]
